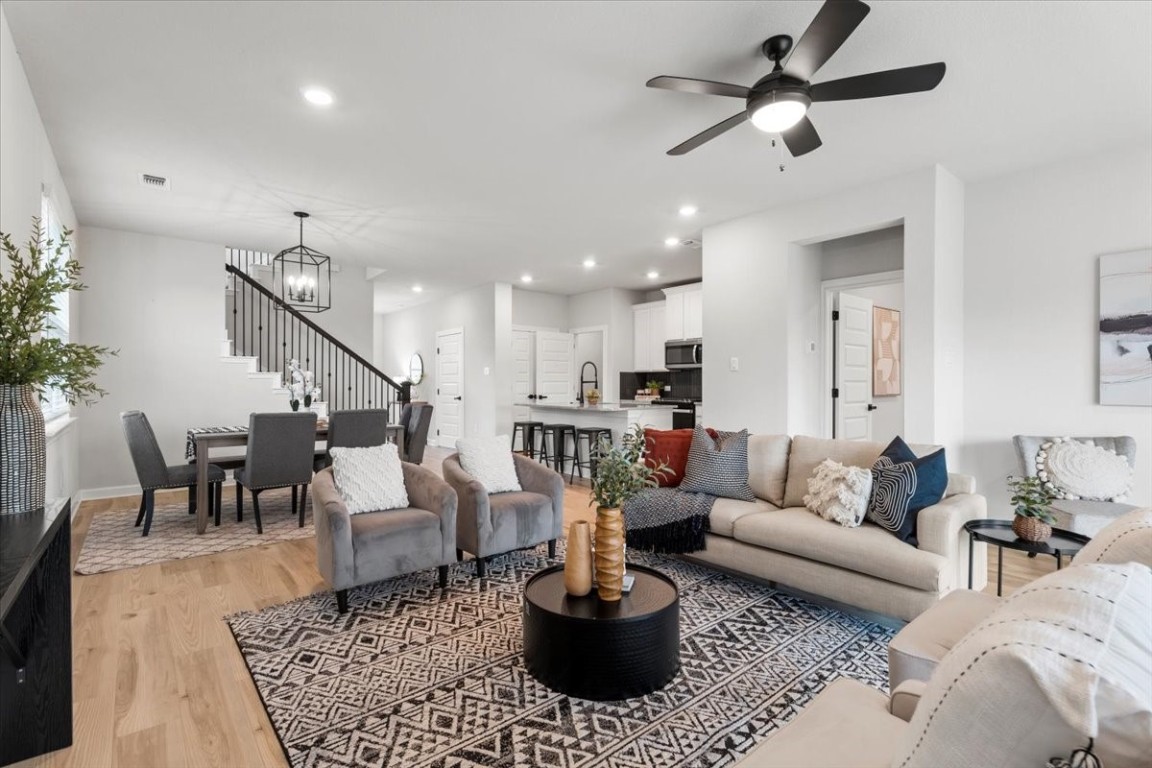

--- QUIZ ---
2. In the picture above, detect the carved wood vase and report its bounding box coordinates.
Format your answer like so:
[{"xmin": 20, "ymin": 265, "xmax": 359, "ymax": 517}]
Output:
[
  {"xmin": 563, "ymin": 520, "xmax": 593, "ymax": 597},
  {"xmin": 594, "ymin": 506, "xmax": 625, "ymax": 601}
]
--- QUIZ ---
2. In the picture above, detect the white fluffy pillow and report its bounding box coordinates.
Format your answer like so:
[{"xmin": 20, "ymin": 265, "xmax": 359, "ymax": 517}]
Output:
[
  {"xmin": 1036, "ymin": 437, "xmax": 1133, "ymax": 501},
  {"xmin": 456, "ymin": 435, "xmax": 522, "ymax": 493},
  {"xmin": 803, "ymin": 458, "xmax": 873, "ymax": 527},
  {"xmin": 329, "ymin": 443, "xmax": 409, "ymax": 514}
]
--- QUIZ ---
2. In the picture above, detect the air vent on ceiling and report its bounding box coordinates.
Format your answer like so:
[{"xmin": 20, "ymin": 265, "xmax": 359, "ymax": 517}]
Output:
[
  {"xmin": 138, "ymin": 173, "xmax": 171, "ymax": 191},
  {"xmin": 677, "ymin": 238, "xmax": 701, "ymax": 249}
]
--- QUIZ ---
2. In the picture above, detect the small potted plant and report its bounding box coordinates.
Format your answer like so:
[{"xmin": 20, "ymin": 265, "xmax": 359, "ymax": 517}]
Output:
[
  {"xmin": 645, "ymin": 380, "xmax": 662, "ymax": 397},
  {"xmin": 584, "ymin": 388, "xmax": 601, "ymax": 406},
  {"xmin": 1007, "ymin": 475, "xmax": 1058, "ymax": 542},
  {"xmin": 588, "ymin": 424, "xmax": 667, "ymax": 601}
]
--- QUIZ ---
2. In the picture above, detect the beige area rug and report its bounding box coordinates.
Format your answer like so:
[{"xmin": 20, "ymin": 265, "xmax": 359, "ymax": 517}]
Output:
[{"xmin": 76, "ymin": 486, "xmax": 314, "ymax": 575}]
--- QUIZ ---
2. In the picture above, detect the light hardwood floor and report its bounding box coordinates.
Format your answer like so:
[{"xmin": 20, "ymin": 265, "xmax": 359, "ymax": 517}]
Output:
[{"xmin": 17, "ymin": 450, "xmax": 1051, "ymax": 768}]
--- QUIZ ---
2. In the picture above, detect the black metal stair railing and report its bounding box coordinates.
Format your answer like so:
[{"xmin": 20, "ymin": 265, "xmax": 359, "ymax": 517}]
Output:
[{"xmin": 224, "ymin": 262, "xmax": 407, "ymax": 414}]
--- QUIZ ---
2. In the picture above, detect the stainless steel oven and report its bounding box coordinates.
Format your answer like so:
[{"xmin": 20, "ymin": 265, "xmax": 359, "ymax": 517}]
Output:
[{"xmin": 664, "ymin": 339, "xmax": 701, "ymax": 369}]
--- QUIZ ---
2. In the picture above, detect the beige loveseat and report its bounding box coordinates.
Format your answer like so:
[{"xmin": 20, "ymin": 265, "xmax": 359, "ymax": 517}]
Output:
[{"xmin": 686, "ymin": 435, "xmax": 988, "ymax": 622}]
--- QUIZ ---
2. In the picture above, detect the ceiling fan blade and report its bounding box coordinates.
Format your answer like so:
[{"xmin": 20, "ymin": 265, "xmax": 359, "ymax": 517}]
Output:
[
  {"xmin": 647, "ymin": 76, "xmax": 750, "ymax": 99},
  {"xmin": 781, "ymin": 115, "xmax": 822, "ymax": 156},
  {"xmin": 784, "ymin": 0, "xmax": 871, "ymax": 82},
  {"xmin": 811, "ymin": 62, "xmax": 946, "ymax": 102},
  {"xmin": 667, "ymin": 111, "xmax": 748, "ymax": 155}
]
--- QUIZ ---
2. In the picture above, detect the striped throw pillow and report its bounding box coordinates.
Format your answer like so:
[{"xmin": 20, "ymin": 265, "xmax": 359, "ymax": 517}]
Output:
[{"xmin": 679, "ymin": 426, "xmax": 757, "ymax": 501}]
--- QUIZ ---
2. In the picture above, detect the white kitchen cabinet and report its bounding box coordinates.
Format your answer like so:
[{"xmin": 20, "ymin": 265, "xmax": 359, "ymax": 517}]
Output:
[
  {"xmin": 662, "ymin": 283, "xmax": 703, "ymax": 340},
  {"xmin": 632, "ymin": 301, "xmax": 666, "ymax": 371}
]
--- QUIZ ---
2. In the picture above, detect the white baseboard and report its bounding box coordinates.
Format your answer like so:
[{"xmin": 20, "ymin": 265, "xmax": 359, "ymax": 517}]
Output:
[{"xmin": 78, "ymin": 484, "xmax": 141, "ymax": 502}]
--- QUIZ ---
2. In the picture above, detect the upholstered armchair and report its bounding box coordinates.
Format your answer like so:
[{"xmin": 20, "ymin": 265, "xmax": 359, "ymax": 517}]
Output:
[
  {"xmin": 312, "ymin": 464, "xmax": 457, "ymax": 613},
  {"xmin": 442, "ymin": 452, "xmax": 564, "ymax": 577}
]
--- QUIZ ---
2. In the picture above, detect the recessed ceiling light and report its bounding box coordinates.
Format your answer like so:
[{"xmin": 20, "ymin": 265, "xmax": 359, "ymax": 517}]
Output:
[
  {"xmin": 583, "ymin": 257, "xmax": 596, "ymax": 268},
  {"xmin": 664, "ymin": 237, "xmax": 679, "ymax": 247},
  {"xmin": 412, "ymin": 285, "xmax": 423, "ymax": 293},
  {"xmin": 678, "ymin": 205, "xmax": 698, "ymax": 217},
  {"xmin": 302, "ymin": 87, "xmax": 334, "ymax": 107},
  {"xmin": 521, "ymin": 274, "xmax": 533, "ymax": 284},
  {"xmin": 647, "ymin": 270, "xmax": 660, "ymax": 279}
]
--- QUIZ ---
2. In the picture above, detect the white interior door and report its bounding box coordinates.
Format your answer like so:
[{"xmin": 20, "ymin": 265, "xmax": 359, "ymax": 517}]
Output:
[
  {"xmin": 435, "ymin": 329, "xmax": 464, "ymax": 444},
  {"xmin": 512, "ymin": 330, "xmax": 534, "ymax": 405},
  {"xmin": 535, "ymin": 331, "xmax": 574, "ymax": 405},
  {"xmin": 834, "ymin": 292, "xmax": 874, "ymax": 440}
]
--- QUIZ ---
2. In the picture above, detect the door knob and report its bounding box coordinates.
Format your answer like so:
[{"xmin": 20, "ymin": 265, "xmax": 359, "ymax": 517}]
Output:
[
  {"xmin": 454, "ymin": 396, "xmax": 462, "ymax": 401},
  {"xmin": 866, "ymin": 404, "xmax": 878, "ymax": 411}
]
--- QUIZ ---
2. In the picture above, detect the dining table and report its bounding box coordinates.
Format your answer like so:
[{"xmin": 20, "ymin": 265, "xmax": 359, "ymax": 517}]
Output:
[{"xmin": 185, "ymin": 423, "xmax": 406, "ymax": 534}]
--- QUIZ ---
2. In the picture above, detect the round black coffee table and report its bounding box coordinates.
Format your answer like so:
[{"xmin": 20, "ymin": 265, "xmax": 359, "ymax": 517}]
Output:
[
  {"xmin": 522, "ymin": 564, "xmax": 679, "ymax": 701},
  {"xmin": 964, "ymin": 519, "xmax": 1091, "ymax": 596}
]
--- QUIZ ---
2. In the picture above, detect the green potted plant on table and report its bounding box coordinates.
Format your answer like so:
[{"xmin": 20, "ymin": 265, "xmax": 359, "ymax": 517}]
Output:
[
  {"xmin": 645, "ymin": 380, "xmax": 662, "ymax": 397},
  {"xmin": 1007, "ymin": 474, "xmax": 1058, "ymax": 543},
  {"xmin": 1, "ymin": 220, "xmax": 112, "ymax": 513},
  {"xmin": 585, "ymin": 423, "xmax": 667, "ymax": 601}
]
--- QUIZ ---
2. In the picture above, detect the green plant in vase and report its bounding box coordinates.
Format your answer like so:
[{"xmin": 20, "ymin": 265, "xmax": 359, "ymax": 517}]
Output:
[
  {"xmin": 1, "ymin": 219, "xmax": 113, "ymax": 512},
  {"xmin": 588, "ymin": 423, "xmax": 668, "ymax": 601},
  {"xmin": 1006, "ymin": 474, "xmax": 1057, "ymax": 543},
  {"xmin": 645, "ymin": 379, "xmax": 662, "ymax": 397}
]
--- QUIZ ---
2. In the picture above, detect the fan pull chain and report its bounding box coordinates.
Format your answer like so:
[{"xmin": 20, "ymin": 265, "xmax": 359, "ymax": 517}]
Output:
[{"xmin": 771, "ymin": 138, "xmax": 786, "ymax": 172}]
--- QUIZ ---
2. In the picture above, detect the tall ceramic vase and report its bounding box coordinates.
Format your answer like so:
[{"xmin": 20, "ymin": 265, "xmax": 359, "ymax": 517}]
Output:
[
  {"xmin": 563, "ymin": 521, "xmax": 593, "ymax": 597},
  {"xmin": 0, "ymin": 384, "xmax": 46, "ymax": 514},
  {"xmin": 594, "ymin": 506, "xmax": 625, "ymax": 601}
]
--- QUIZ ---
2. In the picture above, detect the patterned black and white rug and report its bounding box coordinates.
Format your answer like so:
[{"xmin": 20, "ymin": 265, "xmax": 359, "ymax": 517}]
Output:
[{"xmin": 227, "ymin": 543, "xmax": 893, "ymax": 768}]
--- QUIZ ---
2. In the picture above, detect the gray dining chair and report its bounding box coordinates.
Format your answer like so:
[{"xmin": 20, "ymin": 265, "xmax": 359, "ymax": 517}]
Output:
[
  {"xmin": 405, "ymin": 402, "xmax": 434, "ymax": 465},
  {"xmin": 234, "ymin": 412, "xmax": 318, "ymax": 533},
  {"xmin": 314, "ymin": 408, "xmax": 390, "ymax": 472},
  {"xmin": 121, "ymin": 410, "xmax": 225, "ymax": 536}
]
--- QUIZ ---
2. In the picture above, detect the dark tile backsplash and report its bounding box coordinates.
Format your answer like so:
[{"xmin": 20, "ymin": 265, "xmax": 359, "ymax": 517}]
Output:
[{"xmin": 620, "ymin": 369, "xmax": 701, "ymax": 401}]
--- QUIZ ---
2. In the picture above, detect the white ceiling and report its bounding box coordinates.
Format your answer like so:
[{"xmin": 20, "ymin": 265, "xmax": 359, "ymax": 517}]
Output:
[{"xmin": 5, "ymin": 1, "xmax": 1151, "ymax": 313}]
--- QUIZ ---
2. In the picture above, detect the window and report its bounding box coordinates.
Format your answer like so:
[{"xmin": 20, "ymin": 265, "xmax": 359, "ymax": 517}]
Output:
[{"xmin": 40, "ymin": 193, "xmax": 70, "ymax": 421}]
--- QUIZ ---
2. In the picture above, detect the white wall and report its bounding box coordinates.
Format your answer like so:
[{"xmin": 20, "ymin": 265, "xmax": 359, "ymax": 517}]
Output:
[
  {"xmin": 704, "ymin": 165, "xmax": 965, "ymax": 452},
  {"xmin": 821, "ymin": 226, "xmax": 904, "ymax": 280},
  {"xmin": 787, "ymin": 244, "xmax": 824, "ymax": 437},
  {"xmin": 76, "ymin": 227, "xmax": 289, "ymax": 491},
  {"xmin": 1, "ymin": 7, "xmax": 82, "ymax": 502},
  {"xmin": 511, "ymin": 288, "xmax": 568, "ymax": 330},
  {"xmin": 312, "ymin": 264, "xmax": 375, "ymax": 361},
  {"xmin": 569, "ymin": 287, "xmax": 643, "ymax": 404},
  {"xmin": 963, "ymin": 146, "xmax": 1152, "ymax": 508}
]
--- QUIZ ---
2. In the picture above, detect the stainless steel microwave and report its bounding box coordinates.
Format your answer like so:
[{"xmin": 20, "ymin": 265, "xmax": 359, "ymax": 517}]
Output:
[{"xmin": 665, "ymin": 339, "xmax": 702, "ymax": 369}]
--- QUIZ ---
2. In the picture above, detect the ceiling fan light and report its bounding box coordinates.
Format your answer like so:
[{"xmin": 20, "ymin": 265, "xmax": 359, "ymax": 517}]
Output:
[{"xmin": 750, "ymin": 99, "xmax": 808, "ymax": 133}]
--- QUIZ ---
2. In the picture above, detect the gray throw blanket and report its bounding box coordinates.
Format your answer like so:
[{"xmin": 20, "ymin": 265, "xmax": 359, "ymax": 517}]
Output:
[{"xmin": 623, "ymin": 487, "xmax": 716, "ymax": 554}]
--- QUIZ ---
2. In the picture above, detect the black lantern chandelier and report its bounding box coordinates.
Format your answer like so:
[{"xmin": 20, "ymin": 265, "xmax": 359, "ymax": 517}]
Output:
[{"xmin": 273, "ymin": 211, "xmax": 331, "ymax": 313}]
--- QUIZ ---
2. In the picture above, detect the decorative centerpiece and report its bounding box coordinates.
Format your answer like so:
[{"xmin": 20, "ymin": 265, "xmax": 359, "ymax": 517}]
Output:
[
  {"xmin": 1007, "ymin": 474, "xmax": 1058, "ymax": 543},
  {"xmin": 588, "ymin": 424, "xmax": 665, "ymax": 601},
  {"xmin": 286, "ymin": 358, "xmax": 320, "ymax": 412},
  {"xmin": 584, "ymin": 388, "xmax": 601, "ymax": 406},
  {"xmin": 1, "ymin": 221, "xmax": 112, "ymax": 513},
  {"xmin": 646, "ymin": 380, "xmax": 662, "ymax": 397},
  {"xmin": 563, "ymin": 520, "xmax": 593, "ymax": 596}
]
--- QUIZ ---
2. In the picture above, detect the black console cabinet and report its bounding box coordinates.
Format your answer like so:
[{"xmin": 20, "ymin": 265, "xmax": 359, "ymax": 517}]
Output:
[{"xmin": 0, "ymin": 498, "xmax": 73, "ymax": 766}]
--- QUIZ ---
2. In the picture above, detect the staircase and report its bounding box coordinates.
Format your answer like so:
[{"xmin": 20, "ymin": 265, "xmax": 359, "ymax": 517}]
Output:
[{"xmin": 222, "ymin": 249, "xmax": 406, "ymax": 418}]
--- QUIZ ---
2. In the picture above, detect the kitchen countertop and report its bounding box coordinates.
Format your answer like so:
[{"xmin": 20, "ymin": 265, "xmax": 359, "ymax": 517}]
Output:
[{"xmin": 529, "ymin": 402, "xmax": 675, "ymax": 412}]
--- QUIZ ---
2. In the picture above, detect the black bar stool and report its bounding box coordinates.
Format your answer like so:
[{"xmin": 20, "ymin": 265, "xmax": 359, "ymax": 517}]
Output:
[
  {"xmin": 511, "ymin": 420, "xmax": 543, "ymax": 458},
  {"xmin": 571, "ymin": 427, "xmax": 612, "ymax": 483},
  {"xmin": 539, "ymin": 424, "xmax": 576, "ymax": 478}
]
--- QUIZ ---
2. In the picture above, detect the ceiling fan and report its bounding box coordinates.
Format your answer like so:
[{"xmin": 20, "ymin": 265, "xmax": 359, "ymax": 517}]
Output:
[{"xmin": 646, "ymin": 0, "xmax": 945, "ymax": 157}]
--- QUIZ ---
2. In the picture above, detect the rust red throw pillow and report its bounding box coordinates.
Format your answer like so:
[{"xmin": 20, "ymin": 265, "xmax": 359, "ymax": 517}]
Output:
[{"xmin": 644, "ymin": 427, "xmax": 717, "ymax": 487}]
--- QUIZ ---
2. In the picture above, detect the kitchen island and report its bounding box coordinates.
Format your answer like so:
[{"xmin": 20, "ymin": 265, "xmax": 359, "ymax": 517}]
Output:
[{"xmin": 527, "ymin": 402, "xmax": 674, "ymax": 445}]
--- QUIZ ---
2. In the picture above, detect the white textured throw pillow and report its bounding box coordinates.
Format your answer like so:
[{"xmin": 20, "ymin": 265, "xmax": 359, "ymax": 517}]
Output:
[
  {"xmin": 329, "ymin": 443, "xmax": 409, "ymax": 514},
  {"xmin": 1036, "ymin": 437, "xmax": 1133, "ymax": 501},
  {"xmin": 803, "ymin": 459, "xmax": 873, "ymax": 527},
  {"xmin": 456, "ymin": 435, "xmax": 522, "ymax": 493}
]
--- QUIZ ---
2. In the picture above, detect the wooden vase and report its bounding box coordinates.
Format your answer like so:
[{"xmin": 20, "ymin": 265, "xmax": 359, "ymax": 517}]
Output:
[
  {"xmin": 563, "ymin": 521, "xmax": 593, "ymax": 596},
  {"xmin": 1013, "ymin": 515, "xmax": 1052, "ymax": 543},
  {"xmin": 594, "ymin": 506, "xmax": 626, "ymax": 601}
]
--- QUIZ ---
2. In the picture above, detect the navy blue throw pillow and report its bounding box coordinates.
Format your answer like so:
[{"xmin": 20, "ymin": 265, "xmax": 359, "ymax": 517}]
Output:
[{"xmin": 866, "ymin": 437, "xmax": 948, "ymax": 545}]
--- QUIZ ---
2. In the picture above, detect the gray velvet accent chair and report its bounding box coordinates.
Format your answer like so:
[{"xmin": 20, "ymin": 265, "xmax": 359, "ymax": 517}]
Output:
[
  {"xmin": 442, "ymin": 452, "xmax": 564, "ymax": 577},
  {"xmin": 1012, "ymin": 434, "xmax": 1138, "ymax": 536},
  {"xmin": 314, "ymin": 408, "xmax": 390, "ymax": 472},
  {"xmin": 234, "ymin": 412, "xmax": 318, "ymax": 534},
  {"xmin": 120, "ymin": 410, "xmax": 225, "ymax": 536},
  {"xmin": 402, "ymin": 402, "xmax": 434, "ymax": 464},
  {"xmin": 312, "ymin": 464, "xmax": 457, "ymax": 613}
]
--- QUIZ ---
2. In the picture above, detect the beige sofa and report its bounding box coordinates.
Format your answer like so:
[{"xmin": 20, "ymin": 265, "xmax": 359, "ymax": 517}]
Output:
[{"xmin": 685, "ymin": 435, "xmax": 988, "ymax": 622}]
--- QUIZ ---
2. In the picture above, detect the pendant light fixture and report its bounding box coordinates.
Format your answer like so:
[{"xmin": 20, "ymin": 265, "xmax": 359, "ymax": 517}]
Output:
[{"xmin": 273, "ymin": 211, "xmax": 331, "ymax": 313}]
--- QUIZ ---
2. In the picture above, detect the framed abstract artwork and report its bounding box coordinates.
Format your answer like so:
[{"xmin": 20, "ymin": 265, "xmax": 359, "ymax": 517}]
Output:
[
  {"xmin": 872, "ymin": 306, "xmax": 901, "ymax": 397},
  {"xmin": 1099, "ymin": 249, "xmax": 1152, "ymax": 406}
]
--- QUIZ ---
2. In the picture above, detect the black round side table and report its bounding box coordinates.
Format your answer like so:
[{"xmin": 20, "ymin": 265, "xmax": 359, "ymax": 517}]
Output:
[
  {"xmin": 522, "ymin": 564, "xmax": 680, "ymax": 701},
  {"xmin": 964, "ymin": 519, "xmax": 1091, "ymax": 596}
]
